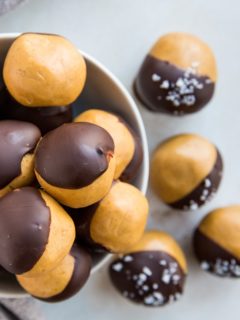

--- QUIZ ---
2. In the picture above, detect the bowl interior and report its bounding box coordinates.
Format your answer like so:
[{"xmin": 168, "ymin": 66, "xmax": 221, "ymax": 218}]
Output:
[{"xmin": 0, "ymin": 33, "xmax": 149, "ymax": 297}]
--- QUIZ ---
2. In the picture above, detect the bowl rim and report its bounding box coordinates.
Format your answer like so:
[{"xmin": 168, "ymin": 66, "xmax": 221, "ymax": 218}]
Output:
[{"xmin": 0, "ymin": 32, "xmax": 149, "ymax": 298}]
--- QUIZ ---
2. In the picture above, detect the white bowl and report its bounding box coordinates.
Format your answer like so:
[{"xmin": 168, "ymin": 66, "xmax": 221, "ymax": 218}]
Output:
[{"xmin": 0, "ymin": 33, "xmax": 149, "ymax": 298}]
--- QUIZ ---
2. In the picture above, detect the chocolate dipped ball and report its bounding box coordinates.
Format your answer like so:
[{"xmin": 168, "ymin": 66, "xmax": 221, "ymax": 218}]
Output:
[
  {"xmin": 0, "ymin": 120, "xmax": 41, "ymax": 197},
  {"xmin": 151, "ymin": 134, "xmax": 223, "ymax": 210},
  {"xmin": 0, "ymin": 187, "xmax": 75, "ymax": 277},
  {"xmin": 74, "ymin": 109, "xmax": 143, "ymax": 182},
  {"xmin": 193, "ymin": 206, "xmax": 240, "ymax": 277},
  {"xmin": 35, "ymin": 122, "xmax": 116, "ymax": 208},
  {"xmin": 17, "ymin": 244, "xmax": 91, "ymax": 302},
  {"xmin": 69, "ymin": 181, "xmax": 149, "ymax": 253},
  {"xmin": 3, "ymin": 33, "xmax": 86, "ymax": 107},
  {"xmin": 0, "ymin": 87, "xmax": 72, "ymax": 134},
  {"xmin": 134, "ymin": 32, "xmax": 217, "ymax": 115},
  {"xmin": 109, "ymin": 231, "xmax": 187, "ymax": 306}
]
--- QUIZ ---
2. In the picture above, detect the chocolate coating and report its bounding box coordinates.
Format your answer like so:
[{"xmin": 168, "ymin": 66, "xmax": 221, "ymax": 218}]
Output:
[
  {"xmin": 110, "ymin": 251, "xmax": 186, "ymax": 306},
  {"xmin": 170, "ymin": 150, "xmax": 223, "ymax": 210},
  {"xmin": 0, "ymin": 187, "xmax": 50, "ymax": 274},
  {"xmin": 0, "ymin": 88, "xmax": 72, "ymax": 135},
  {"xmin": 43, "ymin": 244, "xmax": 92, "ymax": 302},
  {"xmin": 193, "ymin": 229, "xmax": 240, "ymax": 277},
  {"xmin": 134, "ymin": 55, "xmax": 215, "ymax": 115},
  {"xmin": 0, "ymin": 120, "xmax": 41, "ymax": 188},
  {"xmin": 120, "ymin": 124, "xmax": 143, "ymax": 182},
  {"xmin": 35, "ymin": 122, "xmax": 115, "ymax": 189}
]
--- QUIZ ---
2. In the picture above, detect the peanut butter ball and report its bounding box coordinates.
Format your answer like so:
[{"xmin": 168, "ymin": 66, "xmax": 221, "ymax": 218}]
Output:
[
  {"xmin": 193, "ymin": 206, "xmax": 240, "ymax": 277},
  {"xmin": 0, "ymin": 187, "xmax": 75, "ymax": 277},
  {"xmin": 0, "ymin": 87, "xmax": 72, "ymax": 135},
  {"xmin": 35, "ymin": 122, "xmax": 116, "ymax": 208},
  {"xmin": 17, "ymin": 244, "xmax": 91, "ymax": 302},
  {"xmin": 74, "ymin": 109, "xmax": 143, "ymax": 182},
  {"xmin": 109, "ymin": 230, "xmax": 187, "ymax": 307},
  {"xmin": 0, "ymin": 120, "xmax": 41, "ymax": 197},
  {"xmin": 69, "ymin": 181, "xmax": 149, "ymax": 253},
  {"xmin": 134, "ymin": 32, "xmax": 217, "ymax": 115},
  {"xmin": 3, "ymin": 33, "xmax": 86, "ymax": 107},
  {"xmin": 151, "ymin": 134, "xmax": 223, "ymax": 210}
]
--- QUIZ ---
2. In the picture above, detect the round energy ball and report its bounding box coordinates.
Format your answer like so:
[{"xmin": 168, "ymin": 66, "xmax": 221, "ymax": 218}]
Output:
[
  {"xmin": 109, "ymin": 230, "xmax": 187, "ymax": 307},
  {"xmin": 69, "ymin": 181, "xmax": 149, "ymax": 253},
  {"xmin": 3, "ymin": 33, "xmax": 86, "ymax": 107},
  {"xmin": 35, "ymin": 122, "xmax": 116, "ymax": 208},
  {"xmin": 74, "ymin": 109, "xmax": 143, "ymax": 182},
  {"xmin": 0, "ymin": 120, "xmax": 41, "ymax": 197},
  {"xmin": 17, "ymin": 244, "xmax": 91, "ymax": 302},
  {"xmin": 151, "ymin": 134, "xmax": 223, "ymax": 210},
  {"xmin": 134, "ymin": 32, "xmax": 217, "ymax": 115},
  {"xmin": 193, "ymin": 206, "xmax": 240, "ymax": 277},
  {"xmin": 0, "ymin": 187, "xmax": 75, "ymax": 277}
]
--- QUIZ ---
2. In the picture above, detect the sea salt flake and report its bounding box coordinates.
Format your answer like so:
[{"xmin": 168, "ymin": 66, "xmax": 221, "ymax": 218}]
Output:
[
  {"xmin": 176, "ymin": 78, "xmax": 185, "ymax": 88},
  {"xmin": 160, "ymin": 80, "xmax": 170, "ymax": 89},
  {"xmin": 205, "ymin": 179, "xmax": 211, "ymax": 188},
  {"xmin": 123, "ymin": 255, "xmax": 133, "ymax": 262},
  {"xmin": 143, "ymin": 285, "xmax": 149, "ymax": 291},
  {"xmin": 143, "ymin": 266, "xmax": 152, "ymax": 276},
  {"xmin": 172, "ymin": 274, "xmax": 181, "ymax": 283},
  {"xmin": 189, "ymin": 202, "xmax": 198, "ymax": 210},
  {"xmin": 139, "ymin": 273, "xmax": 147, "ymax": 281},
  {"xmin": 201, "ymin": 261, "xmax": 210, "ymax": 270},
  {"xmin": 152, "ymin": 73, "xmax": 161, "ymax": 82},
  {"xmin": 144, "ymin": 295, "xmax": 155, "ymax": 305},
  {"xmin": 153, "ymin": 283, "xmax": 159, "ymax": 289},
  {"xmin": 205, "ymin": 78, "xmax": 212, "ymax": 84},
  {"xmin": 159, "ymin": 260, "xmax": 167, "ymax": 266},
  {"xmin": 202, "ymin": 189, "xmax": 209, "ymax": 196},
  {"xmin": 162, "ymin": 272, "xmax": 171, "ymax": 284},
  {"xmin": 112, "ymin": 262, "xmax": 123, "ymax": 272}
]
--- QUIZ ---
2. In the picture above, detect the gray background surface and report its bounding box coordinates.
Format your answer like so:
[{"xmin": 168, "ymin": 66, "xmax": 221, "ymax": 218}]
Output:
[{"xmin": 0, "ymin": 0, "xmax": 239, "ymax": 319}]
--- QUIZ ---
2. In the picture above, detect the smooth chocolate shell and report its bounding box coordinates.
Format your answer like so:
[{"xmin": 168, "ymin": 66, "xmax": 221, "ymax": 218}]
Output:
[
  {"xmin": 35, "ymin": 122, "xmax": 115, "ymax": 189},
  {"xmin": 0, "ymin": 187, "xmax": 50, "ymax": 274},
  {"xmin": 109, "ymin": 251, "xmax": 186, "ymax": 306},
  {"xmin": 0, "ymin": 120, "xmax": 41, "ymax": 188},
  {"xmin": 120, "ymin": 124, "xmax": 143, "ymax": 182},
  {"xmin": 134, "ymin": 56, "xmax": 214, "ymax": 115}
]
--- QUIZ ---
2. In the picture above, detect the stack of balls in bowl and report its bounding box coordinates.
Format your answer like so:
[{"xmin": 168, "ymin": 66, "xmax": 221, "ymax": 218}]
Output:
[
  {"xmin": 110, "ymin": 32, "xmax": 240, "ymax": 307},
  {"xmin": 0, "ymin": 31, "xmax": 238, "ymax": 309},
  {"xmin": 0, "ymin": 33, "xmax": 148, "ymax": 302}
]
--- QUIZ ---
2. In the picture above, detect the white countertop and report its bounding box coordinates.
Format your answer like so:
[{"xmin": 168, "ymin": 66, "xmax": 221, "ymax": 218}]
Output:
[{"xmin": 0, "ymin": 0, "xmax": 240, "ymax": 319}]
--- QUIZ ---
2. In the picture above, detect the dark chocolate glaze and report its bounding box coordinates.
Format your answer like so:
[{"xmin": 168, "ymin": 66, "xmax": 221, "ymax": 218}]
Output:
[
  {"xmin": 0, "ymin": 187, "xmax": 50, "ymax": 274},
  {"xmin": 0, "ymin": 120, "xmax": 41, "ymax": 188},
  {"xmin": 0, "ymin": 88, "xmax": 72, "ymax": 135},
  {"xmin": 169, "ymin": 150, "xmax": 223, "ymax": 210},
  {"xmin": 120, "ymin": 121, "xmax": 143, "ymax": 183},
  {"xmin": 42, "ymin": 244, "xmax": 92, "ymax": 302},
  {"xmin": 35, "ymin": 122, "xmax": 115, "ymax": 189},
  {"xmin": 109, "ymin": 251, "xmax": 186, "ymax": 306},
  {"xmin": 134, "ymin": 55, "xmax": 215, "ymax": 115},
  {"xmin": 193, "ymin": 229, "xmax": 240, "ymax": 277}
]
